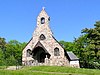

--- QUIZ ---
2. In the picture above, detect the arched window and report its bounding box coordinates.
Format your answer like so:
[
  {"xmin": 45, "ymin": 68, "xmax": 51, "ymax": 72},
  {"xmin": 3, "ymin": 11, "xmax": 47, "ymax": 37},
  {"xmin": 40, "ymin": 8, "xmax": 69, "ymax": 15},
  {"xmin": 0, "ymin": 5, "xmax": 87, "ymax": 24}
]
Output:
[
  {"xmin": 27, "ymin": 49, "xmax": 32, "ymax": 57},
  {"xmin": 41, "ymin": 17, "xmax": 45, "ymax": 24},
  {"xmin": 39, "ymin": 34, "xmax": 46, "ymax": 40},
  {"xmin": 54, "ymin": 47, "xmax": 60, "ymax": 56}
]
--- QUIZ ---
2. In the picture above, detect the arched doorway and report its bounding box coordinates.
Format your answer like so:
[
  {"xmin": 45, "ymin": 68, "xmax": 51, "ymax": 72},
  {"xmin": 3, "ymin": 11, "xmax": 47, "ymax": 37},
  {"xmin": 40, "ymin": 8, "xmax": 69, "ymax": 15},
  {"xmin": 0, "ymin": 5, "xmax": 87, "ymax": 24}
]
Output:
[{"xmin": 32, "ymin": 46, "xmax": 50, "ymax": 63}]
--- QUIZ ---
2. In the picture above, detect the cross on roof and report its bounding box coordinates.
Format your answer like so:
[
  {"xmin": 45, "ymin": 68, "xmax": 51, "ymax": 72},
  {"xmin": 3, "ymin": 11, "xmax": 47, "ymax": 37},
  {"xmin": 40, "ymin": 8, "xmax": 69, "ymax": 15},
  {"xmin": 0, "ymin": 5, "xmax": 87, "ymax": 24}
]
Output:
[{"xmin": 42, "ymin": 7, "xmax": 45, "ymax": 10}]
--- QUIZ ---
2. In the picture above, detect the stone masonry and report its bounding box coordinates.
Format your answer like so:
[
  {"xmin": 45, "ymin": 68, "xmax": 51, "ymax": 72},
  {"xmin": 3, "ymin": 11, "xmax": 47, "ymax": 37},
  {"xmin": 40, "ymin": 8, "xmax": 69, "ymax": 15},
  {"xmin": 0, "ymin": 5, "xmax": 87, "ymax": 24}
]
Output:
[{"xmin": 22, "ymin": 8, "xmax": 71, "ymax": 66}]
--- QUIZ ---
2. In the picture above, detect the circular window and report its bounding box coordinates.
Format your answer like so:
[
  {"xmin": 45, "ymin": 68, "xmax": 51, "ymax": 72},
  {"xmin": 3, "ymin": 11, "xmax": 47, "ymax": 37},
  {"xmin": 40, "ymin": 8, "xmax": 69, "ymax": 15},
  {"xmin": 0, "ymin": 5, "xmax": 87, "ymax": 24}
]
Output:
[{"xmin": 39, "ymin": 34, "xmax": 46, "ymax": 40}]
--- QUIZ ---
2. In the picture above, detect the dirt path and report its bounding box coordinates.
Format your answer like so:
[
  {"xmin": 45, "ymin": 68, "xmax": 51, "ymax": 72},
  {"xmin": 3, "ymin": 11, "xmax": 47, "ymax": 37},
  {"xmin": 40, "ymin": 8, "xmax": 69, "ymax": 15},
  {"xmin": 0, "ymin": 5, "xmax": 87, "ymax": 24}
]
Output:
[{"xmin": 6, "ymin": 66, "xmax": 22, "ymax": 70}]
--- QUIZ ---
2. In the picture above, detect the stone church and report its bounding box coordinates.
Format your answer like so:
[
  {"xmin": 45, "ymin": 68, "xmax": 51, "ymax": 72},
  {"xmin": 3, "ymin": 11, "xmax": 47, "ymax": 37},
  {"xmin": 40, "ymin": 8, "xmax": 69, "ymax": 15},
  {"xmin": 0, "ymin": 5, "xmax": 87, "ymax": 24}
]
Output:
[{"xmin": 22, "ymin": 8, "xmax": 80, "ymax": 67}]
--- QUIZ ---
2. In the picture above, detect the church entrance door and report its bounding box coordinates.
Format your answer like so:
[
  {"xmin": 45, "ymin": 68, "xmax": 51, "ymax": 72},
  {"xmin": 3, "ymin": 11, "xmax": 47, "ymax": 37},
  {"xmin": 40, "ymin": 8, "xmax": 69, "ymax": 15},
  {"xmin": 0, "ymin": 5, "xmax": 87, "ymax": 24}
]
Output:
[{"xmin": 32, "ymin": 46, "xmax": 50, "ymax": 63}]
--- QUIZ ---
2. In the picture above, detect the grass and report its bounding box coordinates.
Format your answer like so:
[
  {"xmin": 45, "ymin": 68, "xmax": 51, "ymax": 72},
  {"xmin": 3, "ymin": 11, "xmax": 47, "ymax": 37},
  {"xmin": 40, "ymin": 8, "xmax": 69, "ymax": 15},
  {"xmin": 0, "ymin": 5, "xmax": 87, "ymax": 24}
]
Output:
[
  {"xmin": 0, "ymin": 66, "xmax": 7, "ymax": 69},
  {"xmin": 0, "ymin": 66, "xmax": 100, "ymax": 75}
]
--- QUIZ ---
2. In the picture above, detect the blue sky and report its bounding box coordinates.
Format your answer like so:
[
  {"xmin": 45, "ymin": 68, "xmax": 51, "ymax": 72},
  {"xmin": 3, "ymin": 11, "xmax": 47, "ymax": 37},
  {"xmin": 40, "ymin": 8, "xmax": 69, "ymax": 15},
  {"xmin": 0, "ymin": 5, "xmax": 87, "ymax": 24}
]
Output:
[{"xmin": 0, "ymin": 0, "xmax": 100, "ymax": 42}]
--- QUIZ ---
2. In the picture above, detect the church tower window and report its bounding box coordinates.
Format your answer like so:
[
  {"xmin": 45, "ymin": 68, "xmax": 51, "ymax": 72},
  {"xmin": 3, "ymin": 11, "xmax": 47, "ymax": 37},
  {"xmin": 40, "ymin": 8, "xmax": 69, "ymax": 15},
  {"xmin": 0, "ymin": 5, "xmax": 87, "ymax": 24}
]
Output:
[
  {"xmin": 41, "ymin": 17, "xmax": 45, "ymax": 24},
  {"xmin": 39, "ymin": 34, "xmax": 46, "ymax": 40},
  {"xmin": 54, "ymin": 47, "xmax": 60, "ymax": 56}
]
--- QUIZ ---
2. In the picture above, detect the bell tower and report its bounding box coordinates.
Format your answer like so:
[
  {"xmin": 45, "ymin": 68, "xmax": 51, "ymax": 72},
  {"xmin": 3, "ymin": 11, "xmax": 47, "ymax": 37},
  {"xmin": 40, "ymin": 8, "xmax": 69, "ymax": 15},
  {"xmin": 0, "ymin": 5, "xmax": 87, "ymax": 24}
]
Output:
[
  {"xmin": 37, "ymin": 7, "xmax": 50, "ymax": 26},
  {"xmin": 33, "ymin": 7, "xmax": 52, "ymax": 37}
]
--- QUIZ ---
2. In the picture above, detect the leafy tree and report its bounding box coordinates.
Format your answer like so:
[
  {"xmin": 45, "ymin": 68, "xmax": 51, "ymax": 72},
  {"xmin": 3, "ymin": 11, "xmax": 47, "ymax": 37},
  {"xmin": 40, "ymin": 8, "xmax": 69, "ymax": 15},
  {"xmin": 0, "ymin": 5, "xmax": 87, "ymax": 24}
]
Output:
[
  {"xmin": 82, "ymin": 21, "xmax": 100, "ymax": 61},
  {"xmin": 0, "ymin": 37, "xmax": 6, "ymax": 65},
  {"xmin": 60, "ymin": 21, "xmax": 100, "ymax": 69},
  {"xmin": 59, "ymin": 40, "xmax": 75, "ymax": 52},
  {"xmin": 0, "ymin": 37, "xmax": 6, "ymax": 49},
  {"xmin": 5, "ymin": 40, "xmax": 27, "ymax": 65},
  {"xmin": 0, "ymin": 37, "xmax": 27, "ymax": 66},
  {"xmin": 73, "ymin": 34, "xmax": 91, "ymax": 68},
  {"xmin": 0, "ymin": 48, "xmax": 4, "ymax": 65},
  {"xmin": 73, "ymin": 21, "xmax": 100, "ymax": 69}
]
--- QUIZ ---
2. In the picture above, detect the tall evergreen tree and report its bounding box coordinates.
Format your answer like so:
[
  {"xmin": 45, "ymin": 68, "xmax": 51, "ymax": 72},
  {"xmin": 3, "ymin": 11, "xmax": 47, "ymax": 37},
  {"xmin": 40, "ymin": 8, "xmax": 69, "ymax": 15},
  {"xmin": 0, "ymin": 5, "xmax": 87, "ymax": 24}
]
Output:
[{"xmin": 82, "ymin": 21, "xmax": 100, "ymax": 63}]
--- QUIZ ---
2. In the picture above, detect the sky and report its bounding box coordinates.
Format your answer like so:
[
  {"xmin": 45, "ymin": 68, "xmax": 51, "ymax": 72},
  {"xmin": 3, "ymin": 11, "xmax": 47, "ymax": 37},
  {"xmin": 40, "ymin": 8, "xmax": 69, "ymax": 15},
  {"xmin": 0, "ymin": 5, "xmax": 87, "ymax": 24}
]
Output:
[{"xmin": 0, "ymin": 0, "xmax": 100, "ymax": 42}]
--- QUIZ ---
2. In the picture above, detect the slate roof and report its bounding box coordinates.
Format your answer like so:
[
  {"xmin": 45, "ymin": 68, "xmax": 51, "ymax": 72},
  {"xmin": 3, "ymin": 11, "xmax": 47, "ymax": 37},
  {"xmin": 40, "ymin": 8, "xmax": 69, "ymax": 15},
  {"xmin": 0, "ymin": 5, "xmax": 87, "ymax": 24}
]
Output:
[{"xmin": 67, "ymin": 52, "xmax": 79, "ymax": 61}]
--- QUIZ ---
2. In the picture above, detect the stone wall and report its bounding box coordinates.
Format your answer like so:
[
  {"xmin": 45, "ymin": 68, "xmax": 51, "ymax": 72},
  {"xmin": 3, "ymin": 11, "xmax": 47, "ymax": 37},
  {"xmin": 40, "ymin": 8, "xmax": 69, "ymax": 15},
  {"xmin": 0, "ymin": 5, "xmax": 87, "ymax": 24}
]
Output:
[{"xmin": 22, "ymin": 8, "xmax": 79, "ymax": 67}]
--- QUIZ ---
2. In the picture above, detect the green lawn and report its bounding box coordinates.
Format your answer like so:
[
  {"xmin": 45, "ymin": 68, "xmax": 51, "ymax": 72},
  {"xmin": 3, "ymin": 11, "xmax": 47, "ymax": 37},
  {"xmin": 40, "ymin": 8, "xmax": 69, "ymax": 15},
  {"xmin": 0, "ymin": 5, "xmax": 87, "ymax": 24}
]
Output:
[
  {"xmin": 0, "ymin": 66, "xmax": 100, "ymax": 75},
  {"xmin": 0, "ymin": 66, "xmax": 7, "ymax": 69}
]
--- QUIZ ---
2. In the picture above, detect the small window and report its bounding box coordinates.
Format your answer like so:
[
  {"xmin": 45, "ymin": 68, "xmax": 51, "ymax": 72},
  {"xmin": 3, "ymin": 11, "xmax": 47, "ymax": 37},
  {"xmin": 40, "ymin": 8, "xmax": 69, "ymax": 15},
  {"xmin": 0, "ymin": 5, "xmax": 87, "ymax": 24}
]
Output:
[
  {"xmin": 41, "ymin": 17, "xmax": 45, "ymax": 24},
  {"xmin": 54, "ymin": 47, "xmax": 60, "ymax": 56},
  {"xmin": 27, "ymin": 49, "xmax": 32, "ymax": 57},
  {"xmin": 39, "ymin": 34, "xmax": 46, "ymax": 40}
]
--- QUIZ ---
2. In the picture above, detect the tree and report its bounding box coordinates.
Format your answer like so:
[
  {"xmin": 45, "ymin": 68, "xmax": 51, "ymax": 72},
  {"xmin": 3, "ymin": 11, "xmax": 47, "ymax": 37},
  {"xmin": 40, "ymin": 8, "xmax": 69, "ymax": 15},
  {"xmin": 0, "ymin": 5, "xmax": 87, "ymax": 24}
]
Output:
[
  {"xmin": 0, "ymin": 48, "xmax": 4, "ymax": 65},
  {"xmin": 59, "ymin": 40, "xmax": 75, "ymax": 52},
  {"xmin": 73, "ymin": 34, "xmax": 92, "ymax": 68},
  {"xmin": 82, "ymin": 21, "xmax": 100, "ymax": 63},
  {"xmin": 0, "ymin": 37, "xmax": 27, "ymax": 66},
  {"xmin": 74, "ymin": 21, "xmax": 100, "ymax": 69},
  {"xmin": 0, "ymin": 37, "xmax": 6, "ymax": 65},
  {"xmin": 5, "ymin": 40, "xmax": 27, "ymax": 65},
  {"xmin": 0, "ymin": 37, "xmax": 6, "ymax": 49}
]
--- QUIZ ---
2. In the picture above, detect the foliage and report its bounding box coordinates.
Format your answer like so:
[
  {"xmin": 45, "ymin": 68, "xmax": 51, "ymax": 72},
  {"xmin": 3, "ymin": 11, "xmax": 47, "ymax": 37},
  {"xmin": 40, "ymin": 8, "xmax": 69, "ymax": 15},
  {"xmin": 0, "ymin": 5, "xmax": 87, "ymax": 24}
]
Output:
[
  {"xmin": 73, "ymin": 34, "xmax": 90, "ymax": 68},
  {"xmin": 0, "ymin": 37, "xmax": 27, "ymax": 66},
  {"xmin": 0, "ymin": 37, "xmax": 6, "ymax": 49},
  {"xmin": 59, "ymin": 21, "xmax": 100, "ymax": 69},
  {"xmin": 0, "ymin": 37, "xmax": 6, "ymax": 66},
  {"xmin": 80, "ymin": 21, "xmax": 100, "ymax": 68},
  {"xmin": 82, "ymin": 21, "xmax": 100, "ymax": 61},
  {"xmin": 5, "ymin": 40, "xmax": 26, "ymax": 65},
  {"xmin": 59, "ymin": 41, "xmax": 75, "ymax": 52}
]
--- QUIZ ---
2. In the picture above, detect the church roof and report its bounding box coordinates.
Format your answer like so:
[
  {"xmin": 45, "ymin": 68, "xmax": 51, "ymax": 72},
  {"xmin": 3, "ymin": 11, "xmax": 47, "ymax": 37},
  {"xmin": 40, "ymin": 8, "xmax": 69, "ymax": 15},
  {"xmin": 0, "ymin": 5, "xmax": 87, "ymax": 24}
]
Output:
[
  {"xmin": 52, "ymin": 35, "xmax": 65, "ymax": 50},
  {"xmin": 22, "ymin": 37, "xmax": 33, "ymax": 50},
  {"xmin": 67, "ymin": 52, "xmax": 79, "ymax": 61}
]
